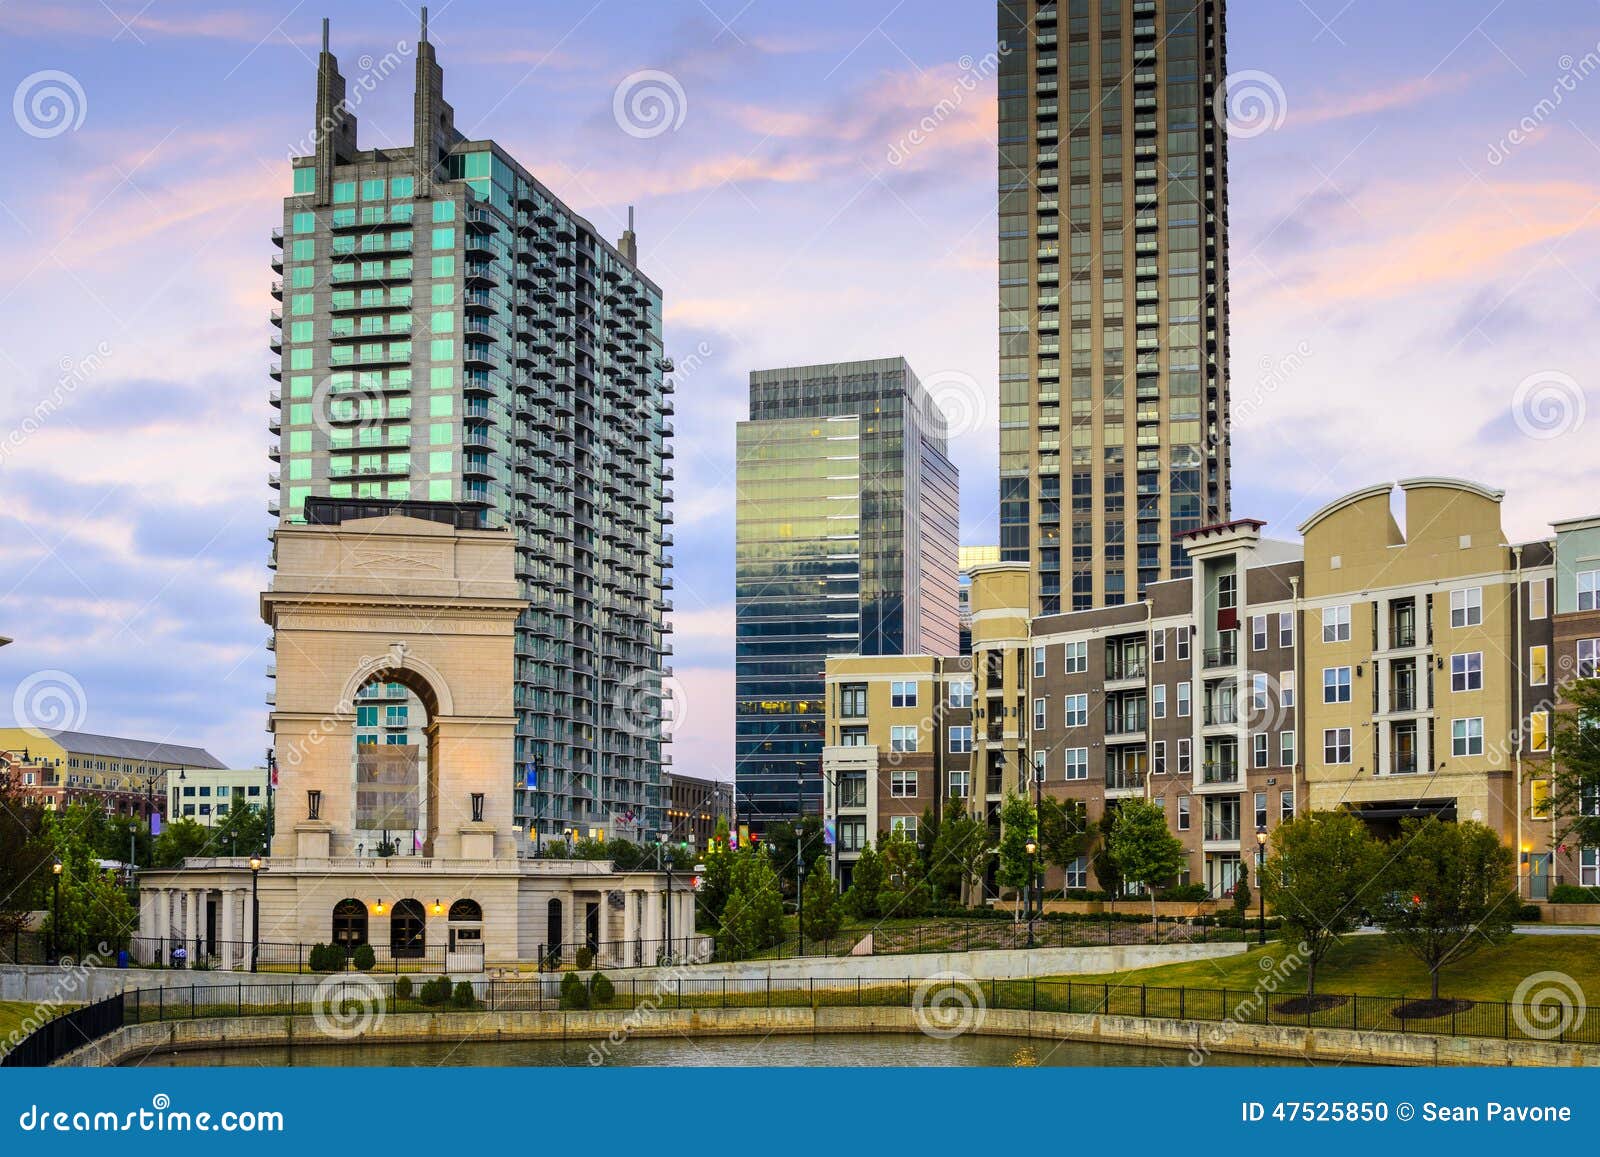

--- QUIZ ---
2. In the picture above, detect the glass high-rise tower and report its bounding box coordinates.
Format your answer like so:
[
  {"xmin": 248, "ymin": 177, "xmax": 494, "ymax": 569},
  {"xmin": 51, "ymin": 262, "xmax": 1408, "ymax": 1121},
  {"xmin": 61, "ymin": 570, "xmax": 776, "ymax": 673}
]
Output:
[
  {"xmin": 997, "ymin": 0, "xmax": 1230, "ymax": 614},
  {"xmin": 269, "ymin": 15, "xmax": 672, "ymax": 848},
  {"xmin": 735, "ymin": 358, "xmax": 960, "ymax": 831}
]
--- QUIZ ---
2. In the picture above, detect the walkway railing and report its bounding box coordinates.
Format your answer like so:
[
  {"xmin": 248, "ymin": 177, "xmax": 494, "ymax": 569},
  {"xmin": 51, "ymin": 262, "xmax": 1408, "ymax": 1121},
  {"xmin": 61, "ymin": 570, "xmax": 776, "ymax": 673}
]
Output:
[{"xmin": 8, "ymin": 975, "xmax": 1592, "ymax": 1066}]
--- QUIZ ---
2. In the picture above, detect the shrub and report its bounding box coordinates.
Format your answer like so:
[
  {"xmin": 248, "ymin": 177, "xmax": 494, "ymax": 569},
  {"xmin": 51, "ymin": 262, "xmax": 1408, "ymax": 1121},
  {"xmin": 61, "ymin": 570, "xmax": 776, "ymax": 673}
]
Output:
[
  {"xmin": 394, "ymin": 975, "xmax": 413, "ymax": 1000},
  {"xmin": 419, "ymin": 976, "xmax": 452, "ymax": 1007},
  {"xmin": 1517, "ymin": 903, "xmax": 1542, "ymax": 922},
  {"xmin": 589, "ymin": 972, "xmax": 615, "ymax": 1005},
  {"xmin": 1550, "ymin": 884, "xmax": 1600, "ymax": 905},
  {"xmin": 574, "ymin": 945, "xmax": 594, "ymax": 971},
  {"xmin": 308, "ymin": 943, "xmax": 346, "ymax": 972},
  {"xmin": 1157, "ymin": 884, "xmax": 1209, "ymax": 902},
  {"xmin": 559, "ymin": 970, "xmax": 590, "ymax": 1009},
  {"xmin": 451, "ymin": 981, "xmax": 477, "ymax": 1009},
  {"xmin": 352, "ymin": 943, "xmax": 376, "ymax": 972}
]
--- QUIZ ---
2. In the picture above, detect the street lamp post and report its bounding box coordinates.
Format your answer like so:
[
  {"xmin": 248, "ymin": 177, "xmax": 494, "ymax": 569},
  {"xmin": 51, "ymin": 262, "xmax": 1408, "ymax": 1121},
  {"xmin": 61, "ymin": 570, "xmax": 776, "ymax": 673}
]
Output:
[
  {"xmin": 50, "ymin": 859, "xmax": 63, "ymax": 964},
  {"xmin": 1023, "ymin": 839, "xmax": 1038, "ymax": 949},
  {"xmin": 248, "ymin": 853, "xmax": 263, "ymax": 972},
  {"xmin": 796, "ymin": 856, "xmax": 806, "ymax": 957},
  {"xmin": 1254, "ymin": 827, "xmax": 1268, "ymax": 946}
]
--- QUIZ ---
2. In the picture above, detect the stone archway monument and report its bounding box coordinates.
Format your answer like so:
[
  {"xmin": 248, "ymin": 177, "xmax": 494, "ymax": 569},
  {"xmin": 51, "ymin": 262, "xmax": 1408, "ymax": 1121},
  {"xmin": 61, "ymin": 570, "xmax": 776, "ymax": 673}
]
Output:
[{"xmin": 263, "ymin": 498, "xmax": 526, "ymax": 864}]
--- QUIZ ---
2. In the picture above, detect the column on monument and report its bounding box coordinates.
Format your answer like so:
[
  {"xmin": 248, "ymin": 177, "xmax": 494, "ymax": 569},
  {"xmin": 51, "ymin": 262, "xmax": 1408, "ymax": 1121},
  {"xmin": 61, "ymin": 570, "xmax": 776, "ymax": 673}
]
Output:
[
  {"xmin": 189, "ymin": 888, "xmax": 204, "ymax": 962},
  {"xmin": 154, "ymin": 889, "xmax": 170, "ymax": 963},
  {"xmin": 677, "ymin": 892, "xmax": 693, "ymax": 957},
  {"xmin": 220, "ymin": 885, "xmax": 236, "ymax": 970},
  {"xmin": 622, "ymin": 890, "xmax": 638, "ymax": 966},
  {"xmin": 644, "ymin": 887, "xmax": 663, "ymax": 952},
  {"xmin": 243, "ymin": 887, "xmax": 257, "ymax": 964}
]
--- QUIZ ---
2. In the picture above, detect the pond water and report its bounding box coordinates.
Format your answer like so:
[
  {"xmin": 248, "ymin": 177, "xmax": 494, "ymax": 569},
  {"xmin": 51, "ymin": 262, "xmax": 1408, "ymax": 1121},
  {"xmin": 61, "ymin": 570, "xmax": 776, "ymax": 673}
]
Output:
[{"xmin": 131, "ymin": 1032, "xmax": 1316, "ymax": 1067}]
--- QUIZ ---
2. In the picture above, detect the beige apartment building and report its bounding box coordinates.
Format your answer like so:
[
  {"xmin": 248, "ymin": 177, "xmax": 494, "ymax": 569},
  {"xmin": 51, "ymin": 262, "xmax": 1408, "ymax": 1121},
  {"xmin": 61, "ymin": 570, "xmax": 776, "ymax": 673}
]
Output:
[{"xmin": 825, "ymin": 477, "xmax": 1594, "ymax": 901}]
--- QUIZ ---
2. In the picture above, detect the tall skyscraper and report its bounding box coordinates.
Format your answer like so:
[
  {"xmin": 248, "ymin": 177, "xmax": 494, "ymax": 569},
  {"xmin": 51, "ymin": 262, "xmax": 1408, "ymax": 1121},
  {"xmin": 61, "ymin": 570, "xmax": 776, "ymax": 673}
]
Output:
[
  {"xmin": 996, "ymin": 0, "xmax": 1230, "ymax": 614},
  {"xmin": 735, "ymin": 358, "xmax": 960, "ymax": 830},
  {"xmin": 269, "ymin": 15, "xmax": 672, "ymax": 848}
]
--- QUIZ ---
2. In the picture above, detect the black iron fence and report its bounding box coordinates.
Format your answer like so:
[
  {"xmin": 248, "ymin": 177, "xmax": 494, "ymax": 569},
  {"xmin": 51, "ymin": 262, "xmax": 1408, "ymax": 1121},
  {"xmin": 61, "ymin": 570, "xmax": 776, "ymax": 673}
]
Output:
[
  {"xmin": 0, "ymin": 930, "xmax": 49, "ymax": 966},
  {"xmin": 741, "ymin": 916, "xmax": 1261, "ymax": 960},
  {"xmin": 126, "ymin": 937, "xmax": 467, "ymax": 974},
  {"xmin": 535, "ymin": 937, "xmax": 709, "ymax": 970},
  {"xmin": 1, "ymin": 994, "xmax": 126, "ymax": 1068}
]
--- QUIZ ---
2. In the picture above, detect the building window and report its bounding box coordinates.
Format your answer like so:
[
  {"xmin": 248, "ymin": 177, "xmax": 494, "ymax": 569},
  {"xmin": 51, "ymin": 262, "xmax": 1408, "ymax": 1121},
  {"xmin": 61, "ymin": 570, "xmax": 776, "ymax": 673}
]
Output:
[
  {"xmin": 1033, "ymin": 750, "xmax": 1047, "ymax": 784},
  {"xmin": 1278, "ymin": 612, "xmax": 1294, "ymax": 648},
  {"xmin": 1033, "ymin": 698, "xmax": 1047, "ymax": 730},
  {"xmin": 1578, "ymin": 570, "xmax": 1599, "ymax": 612},
  {"xmin": 891, "ymin": 681, "xmax": 918, "ymax": 708},
  {"xmin": 1176, "ymin": 630, "xmax": 1190, "ymax": 660},
  {"xmin": 1152, "ymin": 684, "xmax": 1167, "ymax": 719},
  {"xmin": 1281, "ymin": 789, "xmax": 1295, "ymax": 821},
  {"xmin": 949, "ymin": 725, "xmax": 973, "ymax": 754},
  {"xmin": 840, "ymin": 727, "xmax": 868, "ymax": 746},
  {"xmin": 1152, "ymin": 630, "xmax": 1166, "ymax": 664},
  {"xmin": 1065, "ymin": 640, "xmax": 1088, "ymax": 673},
  {"xmin": 839, "ymin": 773, "xmax": 867, "ymax": 808},
  {"xmin": 1529, "ymin": 711, "xmax": 1550, "ymax": 753},
  {"xmin": 1153, "ymin": 740, "xmax": 1168, "ymax": 775},
  {"xmin": 1064, "ymin": 693, "xmax": 1088, "ymax": 727},
  {"xmin": 1578, "ymin": 639, "xmax": 1599, "ymax": 679},
  {"xmin": 948, "ymin": 769, "xmax": 970, "ymax": 799},
  {"xmin": 1280, "ymin": 731, "xmax": 1295, "ymax": 768},
  {"xmin": 1527, "ymin": 578, "xmax": 1548, "ymax": 619},
  {"xmin": 1450, "ymin": 587, "xmax": 1482, "ymax": 628},
  {"xmin": 1176, "ymin": 681, "xmax": 1191, "ymax": 718},
  {"xmin": 1529, "ymin": 645, "xmax": 1548, "ymax": 686},
  {"xmin": 948, "ymin": 679, "xmax": 974, "ymax": 708},
  {"xmin": 1177, "ymin": 738, "xmax": 1192, "ymax": 774},
  {"xmin": 890, "ymin": 769, "xmax": 918, "ymax": 797},
  {"xmin": 890, "ymin": 726, "xmax": 917, "ymax": 753},
  {"xmin": 840, "ymin": 684, "xmax": 867, "ymax": 718},
  {"xmin": 1322, "ymin": 605, "xmax": 1351, "ymax": 643},
  {"xmin": 1177, "ymin": 795, "xmax": 1191, "ymax": 831},
  {"xmin": 1253, "ymin": 733, "xmax": 1269, "ymax": 769},
  {"xmin": 1324, "ymin": 728, "xmax": 1352, "ymax": 764},
  {"xmin": 840, "ymin": 820, "xmax": 867, "ymax": 852},
  {"xmin": 1065, "ymin": 856, "xmax": 1089, "ymax": 889},
  {"xmin": 1580, "ymin": 848, "xmax": 1600, "ymax": 887},
  {"xmin": 890, "ymin": 815, "xmax": 918, "ymax": 840},
  {"xmin": 1451, "ymin": 717, "xmax": 1485, "ymax": 757},
  {"xmin": 1254, "ymin": 791, "xmax": 1268, "ymax": 831},
  {"xmin": 1218, "ymin": 573, "xmax": 1237, "ymax": 612},
  {"xmin": 1064, "ymin": 747, "xmax": 1089, "ymax": 780},
  {"xmin": 1322, "ymin": 666, "xmax": 1351, "ymax": 704},
  {"xmin": 1279, "ymin": 670, "xmax": 1295, "ymax": 707},
  {"xmin": 1450, "ymin": 652, "xmax": 1483, "ymax": 692},
  {"xmin": 1252, "ymin": 672, "xmax": 1269, "ymax": 713},
  {"xmin": 1033, "ymin": 647, "xmax": 1046, "ymax": 678},
  {"xmin": 1251, "ymin": 616, "xmax": 1267, "ymax": 651}
]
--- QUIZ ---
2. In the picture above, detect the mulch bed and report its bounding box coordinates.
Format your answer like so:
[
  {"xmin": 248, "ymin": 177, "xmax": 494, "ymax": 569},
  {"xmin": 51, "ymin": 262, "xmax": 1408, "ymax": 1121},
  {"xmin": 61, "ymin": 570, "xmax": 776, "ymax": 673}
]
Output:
[
  {"xmin": 1272, "ymin": 994, "xmax": 1350, "ymax": 1015},
  {"xmin": 1391, "ymin": 997, "xmax": 1474, "ymax": 1020}
]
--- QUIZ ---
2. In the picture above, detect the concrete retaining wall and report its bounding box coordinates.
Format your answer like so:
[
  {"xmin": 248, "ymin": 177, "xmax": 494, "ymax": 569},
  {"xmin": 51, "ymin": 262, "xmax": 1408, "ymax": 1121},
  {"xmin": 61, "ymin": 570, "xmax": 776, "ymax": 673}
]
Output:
[
  {"xmin": 58, "ymin": 1005, "xmax": 1600, "ymax": 1069},
  {"xmin": 0, "ymin": 941, "xmax": 1242, "ymax": 1004}
]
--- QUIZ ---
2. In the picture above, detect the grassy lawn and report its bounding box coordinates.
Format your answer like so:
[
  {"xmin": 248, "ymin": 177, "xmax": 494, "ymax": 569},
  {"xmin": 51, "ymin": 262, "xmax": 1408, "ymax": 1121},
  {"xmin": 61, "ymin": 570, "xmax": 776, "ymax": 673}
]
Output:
[
  {"xmin": 1043, "ymin": 932, "xmax": 1600, "ymax": 1005},
  {"xmin": 0, "ymin": 999, "xmax": 72, "ymax": 1041}
]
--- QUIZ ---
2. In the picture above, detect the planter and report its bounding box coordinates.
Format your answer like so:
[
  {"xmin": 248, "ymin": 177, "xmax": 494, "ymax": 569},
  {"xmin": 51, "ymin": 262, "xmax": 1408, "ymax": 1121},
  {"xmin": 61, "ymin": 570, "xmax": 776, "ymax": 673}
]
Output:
[
  {"xmin": 1040, "ymin": 899, "xmax": 1221, "ymax": 919},
  {"xmin": 1540, "ymin": 903, "xmax": 1600, "ymax": 925}
]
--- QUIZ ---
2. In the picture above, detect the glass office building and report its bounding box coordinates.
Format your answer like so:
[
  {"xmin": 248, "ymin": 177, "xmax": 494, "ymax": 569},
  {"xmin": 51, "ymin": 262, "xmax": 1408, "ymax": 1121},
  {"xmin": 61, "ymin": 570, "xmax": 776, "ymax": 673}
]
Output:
[
  {"xmin": 269, "ymin": 19, "xmax": 672, "ymax": 846},
  {"xmin": 735, "ymin": 358, "xmax": 959, "ymax": 831},
  {"xmin": 997, "ymin": 0, "xmax": 1230, "ymax": 614}
]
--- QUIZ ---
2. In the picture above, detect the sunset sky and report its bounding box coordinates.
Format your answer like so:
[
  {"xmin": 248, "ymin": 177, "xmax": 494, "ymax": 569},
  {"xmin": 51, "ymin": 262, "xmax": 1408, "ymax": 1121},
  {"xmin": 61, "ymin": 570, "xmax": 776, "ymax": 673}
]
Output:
[{"xmin": 1, "ymin": 0, "xmax": 1597, "ymax": 780}]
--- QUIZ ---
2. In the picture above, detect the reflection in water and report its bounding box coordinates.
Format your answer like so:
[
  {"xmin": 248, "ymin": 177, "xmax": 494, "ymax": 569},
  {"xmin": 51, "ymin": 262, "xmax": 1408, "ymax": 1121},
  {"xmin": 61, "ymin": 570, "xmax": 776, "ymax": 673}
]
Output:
[{"xmin": 130, "ymin": 1032, "xmax": 1314, "ymax": 1068}]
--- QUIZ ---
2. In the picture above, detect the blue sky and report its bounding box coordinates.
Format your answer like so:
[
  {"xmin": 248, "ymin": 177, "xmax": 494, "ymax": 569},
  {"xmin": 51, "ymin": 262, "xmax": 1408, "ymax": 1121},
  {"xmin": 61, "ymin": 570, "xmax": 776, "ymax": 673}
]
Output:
[{"xmin": 1, "ymin": 0, "xmax": 1597, "ymax": 780}]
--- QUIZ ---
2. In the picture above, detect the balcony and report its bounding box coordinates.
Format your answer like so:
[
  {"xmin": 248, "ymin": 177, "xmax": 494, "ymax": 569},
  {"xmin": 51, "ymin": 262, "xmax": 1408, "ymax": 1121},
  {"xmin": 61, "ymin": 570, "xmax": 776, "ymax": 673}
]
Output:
[
  {"xmin": 1203, "ymin": 822, "xmax": 1241, "ymax": 843},
  {"xmin": 1105, "ymin": 712, "xmax": 1148, "ymax": 739},
  {"xmin": 1202, "ymin": 703, "xmax": 1237, "ymax": 727},
  {"xmin": 1389, "ymin": 687, "xmax": 1419, "ymax": 713},
  {"xmin": 1201, "ymin": 761, "xmax": 1239, "ymax": 785},
  {"xmin": 1391, "ymin": 752, "xmax": 1419, "ymax": 775},
  {"xmin": 1105, "ymin": 769, "xmax": 1145, "ymax": 792},
  {"xmin": 1105, "ymin": 660, "xmax": 1146, "ymax": 684},
  {"xmin": 1202, "ymin": 644, "xmax": 1238, "ymax": 670}
]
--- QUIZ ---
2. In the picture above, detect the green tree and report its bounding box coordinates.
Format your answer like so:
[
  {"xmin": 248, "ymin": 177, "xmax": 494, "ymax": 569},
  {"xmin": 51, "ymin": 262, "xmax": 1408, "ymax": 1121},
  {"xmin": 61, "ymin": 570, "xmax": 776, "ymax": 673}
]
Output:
[
  {"xmin": 1262, "ymin": 810, "xmax": 1385, "ymax": 997},
  {"xmin": 1232, "ymin": 859, "xmax": 1252, "ymax": 917},
  {"xmin": 152, "ymin": 818, "xmax": 212, "ymax": 868},
  {"xmin": 996, "ymin": 793, "xmax": 1038, "ymax": 904},
  {"xmin": 766, "ymin": 815, "xmax": 824, "ymax": 899},
  {"xmin": 1038, "ymin": 795, "xmax": 1090, "ymax": 883},
  {"xmin": 800, "ymin": 855, "xmax": 843, "ymax": 943},
  {"xmin": 42, "ymin": 807, "xmax": 137, "ymax": 958},
  {"xmin": 916, "ymin": 805, "xmax": 940, "ymax": 875},
  {"xmin": 717, "ymin": 851, "xmax": 785, "ymax": 961},
  {"xmin": 1546, "ymin": 679, "xmax": 1600, "ymax": 849},
  {"xmin": 927, "ymin": 796, "xmax": 990, "ymax": 906},
  {"xmin": 1091, "ymin": 812, "xmax": 1124, "ymax": 902},
  {"xmin": 843, "ymin": 842, "xmax": 885, "ymax": 918},
  {"xmin": 1378, "ymin": 816, "xmax": 1518, "ymax": 1000},
  {"xmin": 697, "ymin": 840, "xmax": 737, "ymax": 930},
  {"xmin": 1107, "ymin": 798, "xmax": 1186, "ymax": 919},
  {"xmin": 878, "ymin": 832, "xmax": 930, "ymax": 918},
  {"xmin": 0, "ymin": 794, "xmax": 50, "ymax": 939}
]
